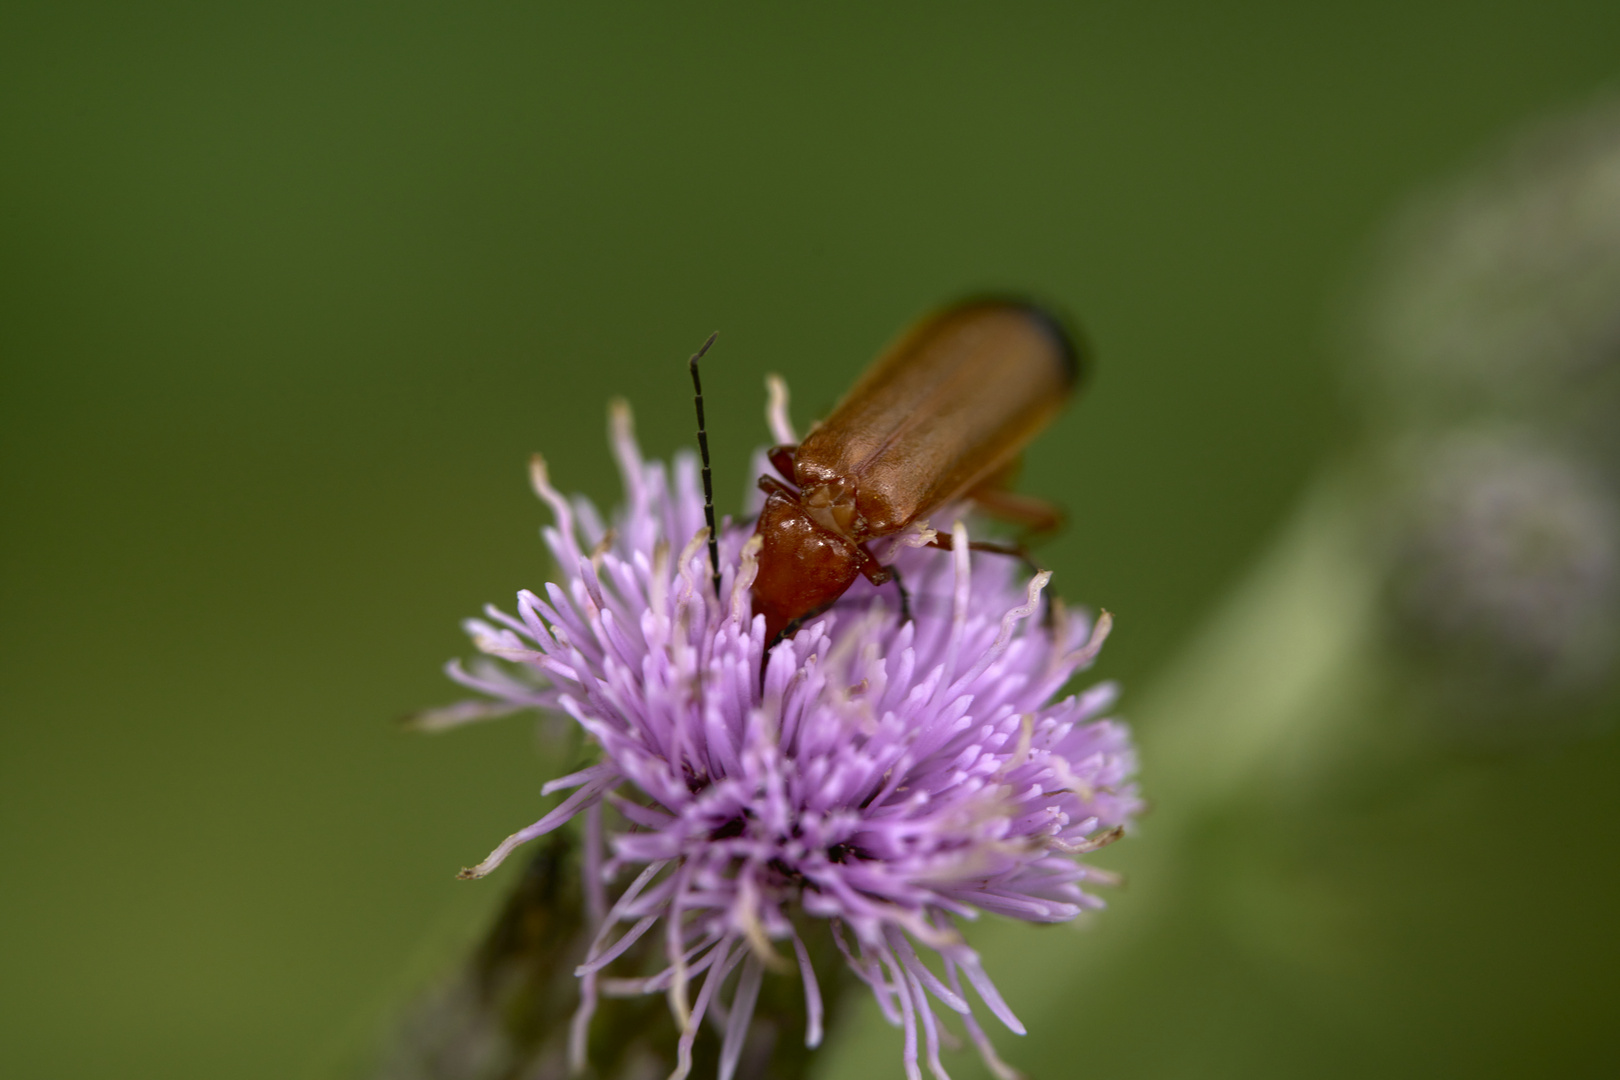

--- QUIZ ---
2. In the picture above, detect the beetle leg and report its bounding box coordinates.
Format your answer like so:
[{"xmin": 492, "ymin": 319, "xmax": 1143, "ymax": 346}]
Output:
[
  {"xmin": 757, "ymin": 474, "xmax": 799, "ymax": 499},
  {"xmin": 767, "ymin": 444, "xmax": 799, "ymax": 483},
  {"xmin": 886, "ymin": 564, "xmax": 912, "ymax": 625},
  {"xmin": 770, "ymin": 600, "xmax": 834, "ymax": 651},
  {"xmin": 927, "ymin": 532, "xmax": 1056, "ymax": 627},
  {"xmin": 851, "ymin": 544, "xmax": 912, "ymax": 627},
  {"xmin": 966, "ymin": 485, "xmax": 1065, "ymax": 537},
  {"xmin": 851, "ymin": 543, "xmax": 891, "ymax": 585},
  {"xmin": 926, "ymin": 532, "xmax": 1042, "ymax": 577}
]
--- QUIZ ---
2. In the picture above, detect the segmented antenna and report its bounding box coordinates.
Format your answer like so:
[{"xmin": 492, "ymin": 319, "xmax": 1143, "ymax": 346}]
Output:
[{"xmin": 688, "ymin": 331, "xmax": 722, "ymax": 599}]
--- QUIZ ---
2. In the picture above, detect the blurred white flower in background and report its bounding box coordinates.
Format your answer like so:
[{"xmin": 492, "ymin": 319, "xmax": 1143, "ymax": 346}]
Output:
[{"xmin": 1354, "ymin": 94, "xmax": 1620, "ymax": 718}]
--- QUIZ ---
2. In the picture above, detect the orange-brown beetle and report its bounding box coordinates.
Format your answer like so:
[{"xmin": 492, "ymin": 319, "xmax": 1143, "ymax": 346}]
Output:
[{"xmin": 739, "ymin": 298, "xmax": 1083, "ymax": 645}]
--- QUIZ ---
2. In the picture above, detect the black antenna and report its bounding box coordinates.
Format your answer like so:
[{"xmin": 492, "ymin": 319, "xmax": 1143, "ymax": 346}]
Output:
[{"xmin": 688, "ymin": 331, "xmax": 722, "ymax": 599}]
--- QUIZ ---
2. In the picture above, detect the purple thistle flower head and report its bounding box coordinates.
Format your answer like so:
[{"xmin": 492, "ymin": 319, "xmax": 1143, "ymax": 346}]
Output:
[{"xmin": 430, "ymin": 392, "xmax": 1141, "ymax": 1080}]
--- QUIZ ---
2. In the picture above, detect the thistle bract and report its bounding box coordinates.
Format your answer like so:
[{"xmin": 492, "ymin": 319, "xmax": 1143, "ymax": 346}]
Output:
[{"xmin": 432, "ymin": 401, "xmax": 1140, "ymax": 1080}]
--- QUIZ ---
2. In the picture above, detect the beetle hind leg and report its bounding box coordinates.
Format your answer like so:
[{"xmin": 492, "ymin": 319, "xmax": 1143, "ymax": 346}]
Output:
[
  {"xmin": 926, "ymin": 532, "xmax": 1059, "ymax": 629},
  {"xmin": 965, "ymin": 457, "xmax": 1065, "ymax": 538},
  {"xmin": 925, "ymin": 532, "xmax": 1041, "ymax": 578},
  {"xmin": 967, "ymin": 485, "xmax": 1065, "ymax": 538}
]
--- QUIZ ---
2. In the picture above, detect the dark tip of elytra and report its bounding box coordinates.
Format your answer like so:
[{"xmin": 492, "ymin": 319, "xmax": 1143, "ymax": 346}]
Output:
[{"xmin": 949, "ymin": 292, "xmax": 1090, "ymax": 390}]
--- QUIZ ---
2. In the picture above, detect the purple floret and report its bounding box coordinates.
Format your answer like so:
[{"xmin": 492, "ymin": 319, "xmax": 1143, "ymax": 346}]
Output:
[{"xmin": 433, "ymin": 400, "xmax": 1141, "ymax": 1080}]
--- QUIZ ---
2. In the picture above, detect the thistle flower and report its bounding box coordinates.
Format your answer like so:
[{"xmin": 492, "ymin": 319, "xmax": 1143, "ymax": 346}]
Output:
[{"xmin": 429, "ymin": 395, "xmax": 1139, "ymax": 1080}]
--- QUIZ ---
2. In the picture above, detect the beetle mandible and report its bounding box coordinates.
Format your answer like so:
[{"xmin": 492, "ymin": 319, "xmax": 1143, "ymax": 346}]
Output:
[{"xmin": 740, "ymin": 297, "xmax": 1084, "ymax": 646}]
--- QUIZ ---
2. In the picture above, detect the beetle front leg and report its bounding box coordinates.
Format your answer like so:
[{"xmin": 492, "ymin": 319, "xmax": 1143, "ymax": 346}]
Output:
[
  {"xmin": 886, "ymin": 564, "xmax": 912, "ymax": 625},
  {"xmin": 851, "ymin": 543, "xmax": 890, "ymax": 585},
  {"xmin": 757, "ymin": 474, "xmax": 799, "ymax": 499},
  {"xmin": 767, "ymin": 444, "xmax": 799, "ymax": 483}
]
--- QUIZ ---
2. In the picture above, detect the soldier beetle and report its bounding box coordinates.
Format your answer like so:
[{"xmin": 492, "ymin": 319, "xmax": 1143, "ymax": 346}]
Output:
[{"xmin": 689, "ymin": 297, "xmax": 1083, "ymax": 647}]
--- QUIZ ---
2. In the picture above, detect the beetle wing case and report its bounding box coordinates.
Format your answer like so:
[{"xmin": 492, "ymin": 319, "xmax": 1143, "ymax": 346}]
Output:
[{"xmin": 794, "ymin": 299, "xmax": 1079, "ymax": 535}]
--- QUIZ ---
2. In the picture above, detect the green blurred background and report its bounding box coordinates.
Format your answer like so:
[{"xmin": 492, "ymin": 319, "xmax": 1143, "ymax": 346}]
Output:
[{"xmin": 4, "ymin": 3, "xmax": 1618, "ymax": 1078}]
